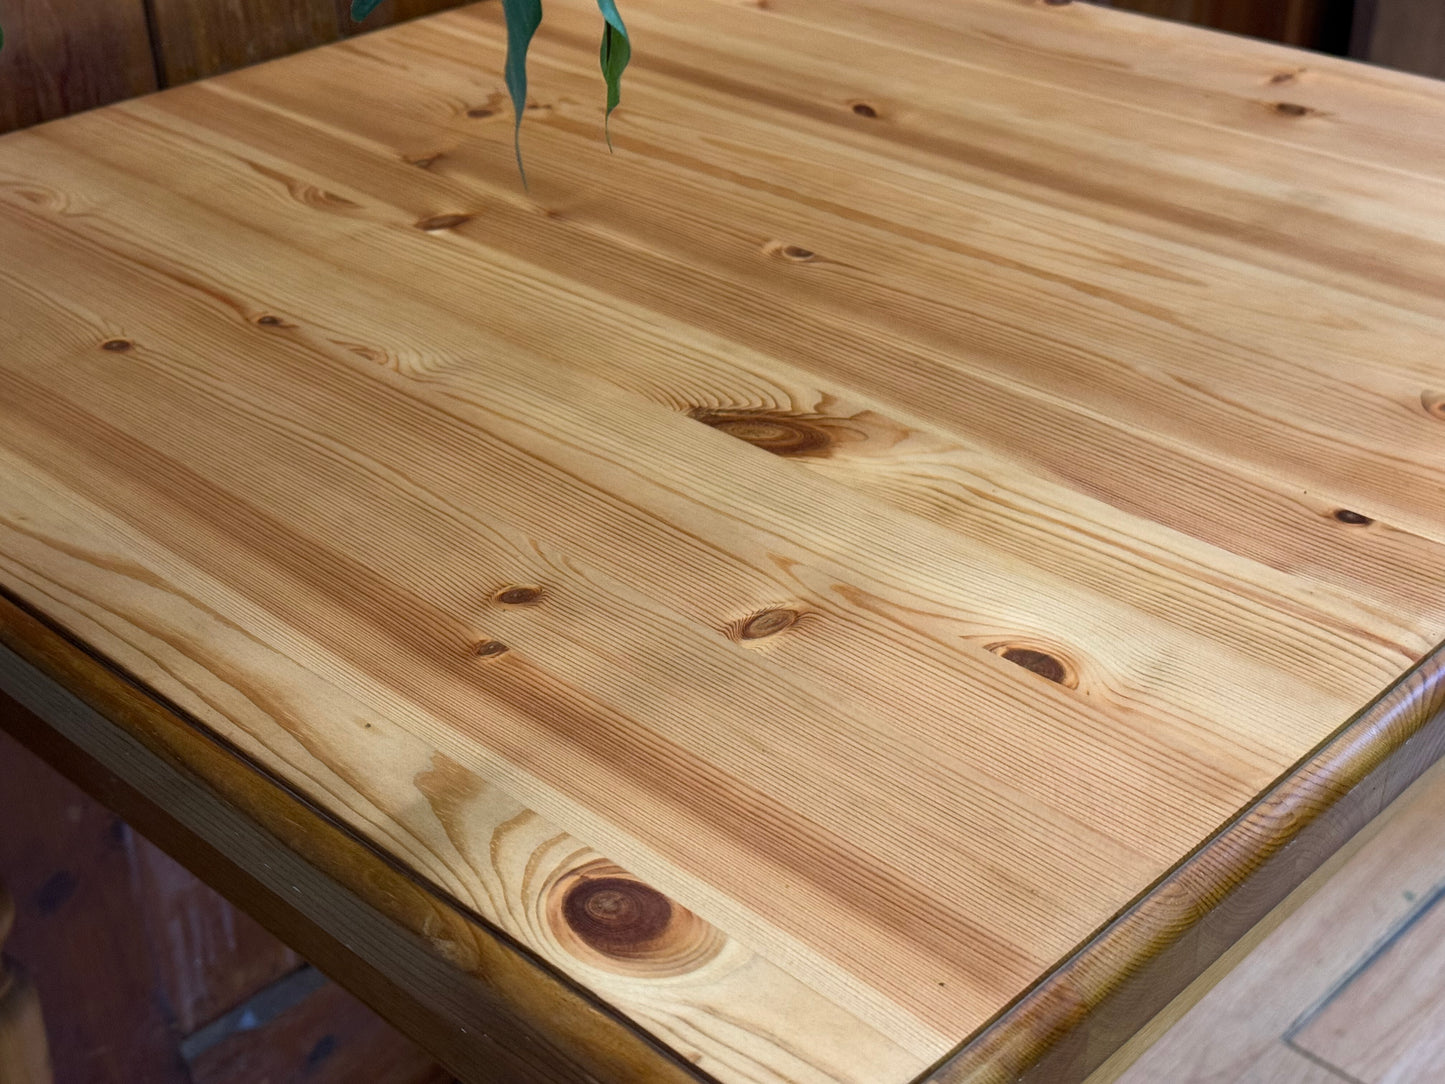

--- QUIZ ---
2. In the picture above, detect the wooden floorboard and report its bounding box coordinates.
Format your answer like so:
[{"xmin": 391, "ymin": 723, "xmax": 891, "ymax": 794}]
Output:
[
  {"xmin": 0, "ymin": 723, "xmax": 451, "ymax": 1084},
  {"xmin": 1113, "ymin": 755, "xmax": 1445, "ymax": 1083}
]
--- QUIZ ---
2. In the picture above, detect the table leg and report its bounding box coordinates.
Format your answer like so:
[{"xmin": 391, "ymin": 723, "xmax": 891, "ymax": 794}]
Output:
[{"xmin": 0, "ymin": 879, "xmax": 51, "ymax": 1084}]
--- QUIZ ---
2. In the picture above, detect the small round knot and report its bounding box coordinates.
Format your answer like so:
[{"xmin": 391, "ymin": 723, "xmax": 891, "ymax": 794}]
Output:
[
  {"xmin": 565, "ymin": 878, "xmax": 673, "ymax": 952},
  {"xmin": 741, "ymin": 608, "xmax": 798, "ymax": 640},
  {"xmin": 990, "ymin": 643, "xmax": 1079, "ymax": 688},
  {"xmin": 472, "ymin": 640, "xmax": 509, "ymax": 658},
  {"xmin": 416, "ymin": 213, "xmax": 473, "ymax": 232},
  {"xmin": 850, "ymin": 101, "xmax": 879, "ymax": 118},
  {"xmin": 781, "ymin": 244, "xmax": 816, "ymax": 262},
  {"xmin": 101, "ymin": 338, "xmax": 132, "ymax": 352},
  {"xmin": 1333, "ymin": 509, "xmax": 1373, "ymax": 526},
  {"xmin": 546, "ymin": 862, "xmax": 725, "ymax": 977},
  {"xmin": 688, "ymin": 408, "xmax": 832, "ymax": 457},
  {"xmin": 494, "ymin": 585, "xmax": 543, "ymax": 606}
]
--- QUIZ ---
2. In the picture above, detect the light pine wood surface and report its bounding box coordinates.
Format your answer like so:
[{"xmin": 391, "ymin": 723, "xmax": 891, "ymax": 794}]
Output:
[{"xmin": 1, "ymin": 1, "xmax": 1444, "ymax": 1081}]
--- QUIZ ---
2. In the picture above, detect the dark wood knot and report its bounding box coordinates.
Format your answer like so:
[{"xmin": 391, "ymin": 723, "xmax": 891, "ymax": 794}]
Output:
[
  {"xmin": 850, "ymin": 101, "xmax": 879, "ymax": 118},
  {"xmin": 740, "ymin": 608, "xmax": 799, "ymax": 640},
  {"xmin": 467, "ymin": 106, "xmax": 497, "ymax": 118},
  {"xmin": 1272, "ymin": 101, "xmax": 1313, "ymax": 117},
  {"xmin": 761, "ymin": 240, "xmax": 822, "ymax": 263},
  {"xmin": 1333, "ymin": 509, "xmax": 1373, "ymax": 526},
  {"xmin": 1042, "ymin": 0, "xmax": 1073, "ymax": 6},
  {"xmin": 689, "ymin": 408, "xmax": 833, "ymax": 457},
  {"xmin": 256, "ymin": 314, "xmax": 283, "ymax": 326},
  {"xmin": 564, "ymin": 877, "xmax": 673, "ymax": 956},
  {"xmin": 1270, "ymin": 70, "xmax": 1300, "ymax": 85},
  {"xmin": 548, "ymin": 862, "xmax": 724, "ymax": 976},
  {"xmin": 416, "ymin": 213, "xmax": 473, "ymax": 232},
  {"xmin": 472, "ymin": 639, "xmax": 510, "ymax": 658},
  {"xmin": 101, "ymin": 339, "xmax": 132, "ymax": 352},
  {"xmin": 990, "ymin": 643, "xmax": 1078, "ymax": 688},
  {"xmin": 494, "ymin": 585, "xmax": 543, "ymax": 606}
]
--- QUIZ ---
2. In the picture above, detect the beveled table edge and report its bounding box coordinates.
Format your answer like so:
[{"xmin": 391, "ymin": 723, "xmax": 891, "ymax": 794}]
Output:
[
  {"xmin": 922, "ymin": 645, "xmax": 1445, "ymax": 1084},
  {"xmin": 7, "ymin": 579, "xmax": 1445, "ymax": 1084},
  {"xmin": 0, "ymin": 586, "xmax": 718, "ymax": 1084}
]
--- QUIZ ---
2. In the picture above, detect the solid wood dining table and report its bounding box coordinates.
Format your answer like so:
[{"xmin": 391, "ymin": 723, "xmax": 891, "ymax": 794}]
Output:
[{"xmin": 2, "ymin": 1, "xmax": 1445, "ymax": 1081}]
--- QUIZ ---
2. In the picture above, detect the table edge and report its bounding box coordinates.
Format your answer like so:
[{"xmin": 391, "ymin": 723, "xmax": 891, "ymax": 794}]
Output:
[
  {"xmin": 8, "ymin": 584, "xmax": 1445, "ymax": 1084},
  {"xmin": 922, "ymin": 644, "xmax": 1445, "ymax": 1084},
  {"xmin": 0, "ymin": 586, "xmax": 714, "ymax": 1084}
]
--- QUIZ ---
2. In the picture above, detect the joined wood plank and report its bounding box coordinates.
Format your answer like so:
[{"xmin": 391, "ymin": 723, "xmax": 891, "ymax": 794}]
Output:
[
  {"xmin": 2, "ymin": 2, "xmax": 1444, "ymax": 1082},
  {"xmin": 0, "ymin": 0, "xmax": 157, "ymax": 134}
]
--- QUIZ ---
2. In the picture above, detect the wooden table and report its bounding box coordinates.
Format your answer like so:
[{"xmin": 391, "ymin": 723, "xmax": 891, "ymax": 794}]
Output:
[{"xmin": 2, "ymin": 1, "xmax": 1444, "ymax": 1081}]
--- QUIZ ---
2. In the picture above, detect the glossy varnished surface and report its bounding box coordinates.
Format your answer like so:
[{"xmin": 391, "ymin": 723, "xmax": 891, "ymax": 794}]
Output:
[{"xmin": 1, "ymin": 1, "xmax": 1444, "ymax": 1081}]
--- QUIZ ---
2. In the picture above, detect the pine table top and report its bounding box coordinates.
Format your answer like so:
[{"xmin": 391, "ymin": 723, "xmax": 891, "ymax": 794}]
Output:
[{"xmin": 2, "ymin": 1, "xmax": 1444, "ymax": 1081}]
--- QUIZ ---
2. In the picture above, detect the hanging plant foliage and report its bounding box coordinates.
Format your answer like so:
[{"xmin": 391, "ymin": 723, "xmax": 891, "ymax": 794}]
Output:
[{"xmin": 352, "ymin": 0, "xmax": 630, "ymax": 180}]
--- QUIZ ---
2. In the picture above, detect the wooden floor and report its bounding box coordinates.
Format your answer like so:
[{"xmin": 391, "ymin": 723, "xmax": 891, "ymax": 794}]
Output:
[
  {"xmin": 0, "ymin": 725, "xmax": 450, "ymax": 1084},
  {"xmin": 1116, "ymin": 755, "xmax": 1445, "ymax": 1084}
]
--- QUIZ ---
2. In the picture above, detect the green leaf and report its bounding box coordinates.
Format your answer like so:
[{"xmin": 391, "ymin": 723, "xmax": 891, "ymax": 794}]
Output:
[
  {"xmin": 596, "ymin": 0, "xmax": 630, "ymax": 149},
  {"xmin": 350, "ymin": 0, "xmax": 386, "ymax": 21},
  {"xmin": 502, "ymin": 0, "xmax": 544, "ymax": 185}
]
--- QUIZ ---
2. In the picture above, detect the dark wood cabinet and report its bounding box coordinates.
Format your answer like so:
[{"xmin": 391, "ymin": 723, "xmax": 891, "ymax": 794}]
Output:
[
  {"xmin": 0, "ymin": 723, "xmax": 446, "ymax": 1084},
  {"xmin": 145, "ymin": 0, "xmax": 463, "ymax": 86},
  {"xmin": 0, "ymin": 0, "xmax": 469, "ymax": 135},
  {"xmin": 1352, "ymin": 0, "xmax": 1445, "ymax": 78},
  {"xmin": 0, "ymin": 0, "xmax": 157, "ymax": 134},
  {"xmin": 1100, "ymin": 0, "xmax": 1355, "ymax": 51}
]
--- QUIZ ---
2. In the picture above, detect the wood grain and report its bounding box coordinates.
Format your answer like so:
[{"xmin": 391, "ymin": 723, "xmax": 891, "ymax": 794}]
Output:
[
  {"xmin": 125, "ymin": 832, "xmax": 304, "ymax": 1036},
  {"xmin": 928, "ymin": 654, "xmax": 1445, "ymax": 1084},
  {"xmin": 1104, "ymin": 0, "xmax": 1337, "ymax": 49},
  {"xmin": 1113, "ymin": 750, "xmax": 1445, "ymax": 1083},
  {"xmin": 1292, "ymin": 898, "xmax": 1445, "ymax": 1081},
  {"xmin": 0, "ymin": 588, "xmax": 909, "ymax": 1084},
  {"xmin": 145, "ymin": 0, "xmax": 342, "ymax": 87},
  {"xmin": 186, "ymin": 970, "xmax": 450, "ymax": 1084},
  {"xmin": 0, "ymin": 0, "xmax": 157, "ymax": 134},
  {"xmin": 146, "ymin": 0, "xmax": 470, "ymax": 88},
  {"xmin": 0, "ymin": 725, "xmax": 190, "ymax": 1084},
  {"xmin": 0, "ymin": 722, "xmax": 439, "ymax": 1082},
  {"xmin": 1352, "ymin": 0, "xmax": 1445, "ymax": 79},
  {"xmin": 0, "ymin": 0, "xmax": 1444, "ymax": 1082},
  {"xmin": 0, "ymin": 880, "xmax": 52, "ymax": 1084},
  {"xmin": 0, "ymin": 598, "xmax": 716, "ymax": 1084}
]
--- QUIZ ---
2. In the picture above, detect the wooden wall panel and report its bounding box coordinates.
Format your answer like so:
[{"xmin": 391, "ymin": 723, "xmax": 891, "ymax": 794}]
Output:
[
  {"xmin": 147, "ymin": 0, "xmax": 472, "ymax": 88},
  {"xmin": 337, "ymin": 0, "xmax": 474, "ymax": 31},
  {"xmin": 0, "ymin": 716, "xmax": 448, "ymax": 1084},
  {"xmin": 1102, "ymin": 0, "xmax": 1346, "ymax": 50},
  {"xmin": 145, "ymin": 0, "xmax": 342, "ymax": 87},
  {"xmin": 0, "ymin": 726, "xmax": 192, "ymax": 1084},
  {"xmin": 0, "ymin": 0, "xmax": 157, "ymax": 134},
  {"xmin": 188, "ymin": 974, "xmax": 451, "ymax": 1084},
  {"xmin": 128, "ymin": 833, "xmax": 303, "ymax": 1035},
  {"xmin": 1352, "ymin": 0, "xmax": 1445, "ymax": 79}
]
